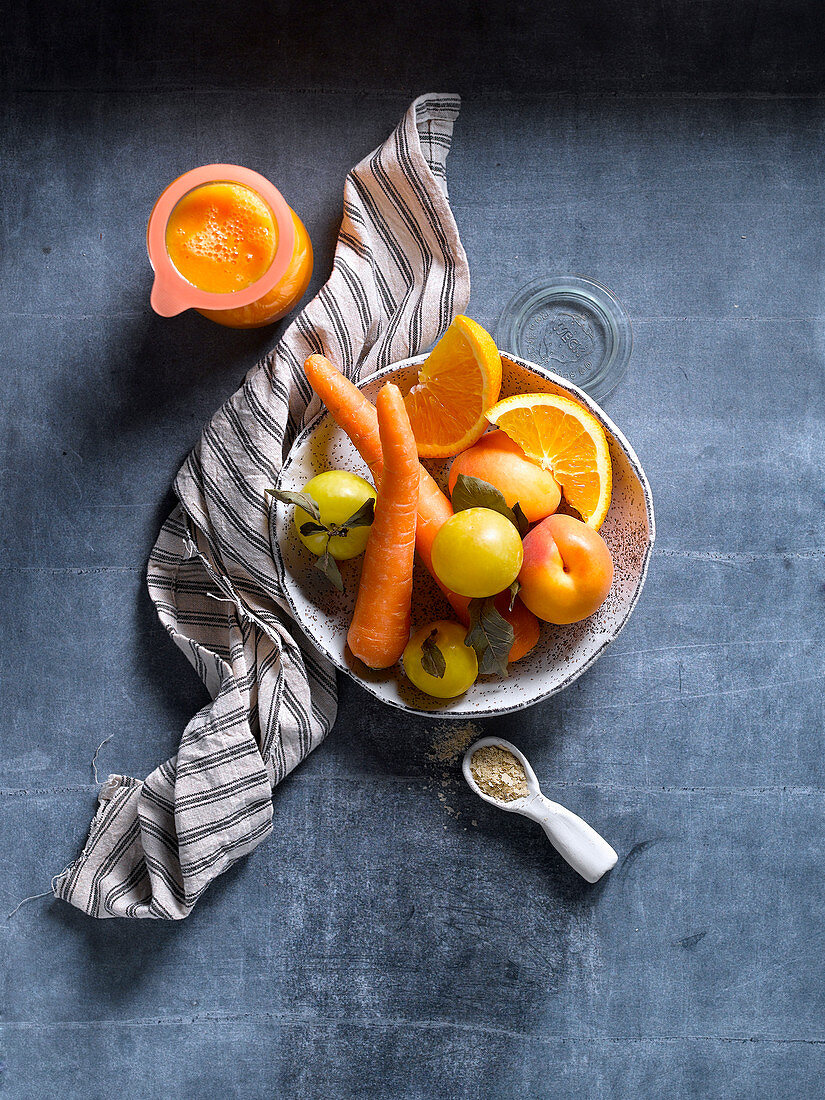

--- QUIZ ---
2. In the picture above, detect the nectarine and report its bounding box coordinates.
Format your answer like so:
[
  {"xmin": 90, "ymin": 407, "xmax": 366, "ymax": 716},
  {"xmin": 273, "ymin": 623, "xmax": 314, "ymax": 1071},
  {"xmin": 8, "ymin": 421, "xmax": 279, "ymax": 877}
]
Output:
[
  {"xmin": 448, "ymin": 430, "xmax": 561, "ymax": 523},
  {"xmin": 518, "ymin": 514, "xmax": 613, "ymax": 625}
]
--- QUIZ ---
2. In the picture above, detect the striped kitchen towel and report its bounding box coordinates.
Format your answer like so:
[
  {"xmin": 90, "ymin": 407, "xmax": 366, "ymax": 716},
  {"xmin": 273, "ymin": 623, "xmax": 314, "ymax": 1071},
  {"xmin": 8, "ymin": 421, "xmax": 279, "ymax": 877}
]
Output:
[{"xmin": 53, "ymin": 93, "xmax": 470, "ymax": 918}]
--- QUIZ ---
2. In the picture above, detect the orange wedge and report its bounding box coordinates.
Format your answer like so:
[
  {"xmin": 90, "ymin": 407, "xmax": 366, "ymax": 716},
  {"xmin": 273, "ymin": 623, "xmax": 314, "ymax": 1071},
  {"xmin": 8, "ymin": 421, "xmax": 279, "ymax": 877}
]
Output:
[
  {"xmin": 403, "ymin": 315, "xmax": 502, "ymax": 458},
  {"xmin": 486, "ymin": 393, "xmax": 612, "ymax": 529}
]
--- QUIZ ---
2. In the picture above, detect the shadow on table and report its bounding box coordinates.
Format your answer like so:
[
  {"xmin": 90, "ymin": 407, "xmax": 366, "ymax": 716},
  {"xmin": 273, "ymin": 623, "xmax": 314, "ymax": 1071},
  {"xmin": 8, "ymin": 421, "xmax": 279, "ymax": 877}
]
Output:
[{"xmin": 40, "ymin": 854, "xmax": 251, "ymax": 1004}]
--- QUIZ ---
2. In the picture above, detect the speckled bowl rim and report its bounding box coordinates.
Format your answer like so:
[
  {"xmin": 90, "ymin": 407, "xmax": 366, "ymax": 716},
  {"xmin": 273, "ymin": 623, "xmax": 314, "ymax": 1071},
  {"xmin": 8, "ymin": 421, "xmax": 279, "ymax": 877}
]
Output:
[{"xmin": 271, "ymin": 351, "xmax": 656, "ymax": 718}]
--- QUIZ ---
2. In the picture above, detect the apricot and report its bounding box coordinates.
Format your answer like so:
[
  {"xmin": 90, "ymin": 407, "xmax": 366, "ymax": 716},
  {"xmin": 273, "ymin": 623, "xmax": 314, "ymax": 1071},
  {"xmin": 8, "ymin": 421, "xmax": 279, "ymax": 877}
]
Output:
[
  {"xmin": 495, "ymin": 593, "xmax": 541, "ymax": 663},
  {"xmin": 518, "ymin": 514, "xmax": 613, "ymax": 625},
  {"xmin": 448, "ymin": 430, "xmax": 561, "ymax": 523}
]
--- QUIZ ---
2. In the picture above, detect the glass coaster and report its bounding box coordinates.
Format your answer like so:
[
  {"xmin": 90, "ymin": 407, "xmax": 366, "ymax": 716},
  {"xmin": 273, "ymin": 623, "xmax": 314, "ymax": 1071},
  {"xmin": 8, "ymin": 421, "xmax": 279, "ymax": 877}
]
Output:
[{"xmin": 496, "ymin": 275, "xmax": 632, "ymax": 403}]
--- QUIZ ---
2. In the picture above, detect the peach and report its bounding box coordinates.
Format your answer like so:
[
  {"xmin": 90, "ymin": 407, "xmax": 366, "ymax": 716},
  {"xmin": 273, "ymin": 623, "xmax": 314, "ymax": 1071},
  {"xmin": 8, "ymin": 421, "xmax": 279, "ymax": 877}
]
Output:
[
  {"xmin": 518, "ymin": 514, "xmax": 613, "ymax": 625},
  {"xmin": 448, "ymin": 430, "xmax": 561, "ymax": 523}
]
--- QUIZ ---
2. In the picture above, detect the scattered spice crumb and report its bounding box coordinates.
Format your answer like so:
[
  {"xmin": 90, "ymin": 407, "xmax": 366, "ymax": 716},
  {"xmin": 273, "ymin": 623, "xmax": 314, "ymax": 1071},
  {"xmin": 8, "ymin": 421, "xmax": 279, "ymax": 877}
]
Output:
[
  {"xmin": 425, "ymin": 721, "xmax": 483, "ymax": 820},
  {"xmin": 426, "ymin": 722, "xmax": 481, "ymax": 764},
  {"xmin": 470, "ymin": 745, "xmax": 528, "ymax": 802}
]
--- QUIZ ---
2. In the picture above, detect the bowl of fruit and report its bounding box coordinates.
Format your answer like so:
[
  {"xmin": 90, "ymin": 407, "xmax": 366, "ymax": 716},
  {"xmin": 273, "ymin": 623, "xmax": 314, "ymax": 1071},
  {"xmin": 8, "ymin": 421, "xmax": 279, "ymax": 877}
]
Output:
[{"xmin": 269, "ymin": 316, "xmax": 654, "ymax": 716}]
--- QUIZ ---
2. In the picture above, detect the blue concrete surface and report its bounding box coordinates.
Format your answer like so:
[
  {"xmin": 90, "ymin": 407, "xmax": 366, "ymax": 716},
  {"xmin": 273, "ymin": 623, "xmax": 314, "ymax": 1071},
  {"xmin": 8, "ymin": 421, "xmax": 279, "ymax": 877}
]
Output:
[{"xmin": 2, "ymin": 2, "xmax": 824, "ymax": 1097}]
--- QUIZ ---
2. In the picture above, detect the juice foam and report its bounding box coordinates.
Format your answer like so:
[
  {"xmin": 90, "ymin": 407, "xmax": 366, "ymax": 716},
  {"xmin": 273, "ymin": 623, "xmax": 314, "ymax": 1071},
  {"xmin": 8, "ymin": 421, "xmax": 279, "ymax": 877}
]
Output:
[{"xmin": 165, "ymin": 181, "xmax": 277, "ymax": 293}]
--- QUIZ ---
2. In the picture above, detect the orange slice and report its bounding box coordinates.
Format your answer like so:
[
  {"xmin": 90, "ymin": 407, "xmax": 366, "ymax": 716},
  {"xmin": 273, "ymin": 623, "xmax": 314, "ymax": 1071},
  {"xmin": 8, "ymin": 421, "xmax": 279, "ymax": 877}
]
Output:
[
  {"xmin": 403, "ymin": 315, "xmax": 502, "ymax": 458},
  {"xmin": 486, "ymin": 393, "xmax": 612, "ymax": 529}
]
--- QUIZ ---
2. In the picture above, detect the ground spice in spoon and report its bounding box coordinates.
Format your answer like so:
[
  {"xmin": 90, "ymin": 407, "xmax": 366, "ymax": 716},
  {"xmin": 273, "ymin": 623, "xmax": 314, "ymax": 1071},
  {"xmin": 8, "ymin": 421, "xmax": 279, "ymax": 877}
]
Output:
[{"xmin": 470, "ymin": 745, "xmax": 528, "ymax": 802}]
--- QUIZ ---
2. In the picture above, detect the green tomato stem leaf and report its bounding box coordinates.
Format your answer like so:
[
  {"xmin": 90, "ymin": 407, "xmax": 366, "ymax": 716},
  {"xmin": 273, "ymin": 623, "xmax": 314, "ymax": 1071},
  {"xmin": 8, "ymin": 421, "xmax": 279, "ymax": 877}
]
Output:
[
  {"xmin": 299, "ymin": 521, "xmax": 328, "ymax": 536},
  {"xmin": 420, "ymin": 629, "xmax": 447, "ymax": 679},
  {"xmin": 511, "ymin": 501, "xmax": 530, "ymax": 537},
  {"xmin": 465, "ymin": 596, "xmax": 514, "ymax": 677},
  {"xmin": 341, "ymin": 497, "xmax": 376, "ymax": 530},
  {"xmin": 451, "ymin": 474, "xmax": 521, "ymax": 532},
  {"xmin": 266, "ymin": 488, "xmax": 322, "ymax": 523},
  {"xmin": 508, "ymin": 579, "xmax": 521, "ymax": 612},
  {"xmin": 314, "ymin": 549, "xmax": 344, "ymax": 592}
]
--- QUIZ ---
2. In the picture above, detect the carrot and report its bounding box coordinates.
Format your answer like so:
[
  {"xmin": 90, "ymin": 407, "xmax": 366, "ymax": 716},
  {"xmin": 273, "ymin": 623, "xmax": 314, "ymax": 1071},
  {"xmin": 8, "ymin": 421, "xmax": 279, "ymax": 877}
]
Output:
[
  {"xmin": 304, "ymin": 355, "xmax": 384, "ymax": 486},
  {"xmin": 304, "ymin": 354, "xmax": 471, "ymax": 622},
  {"xmin": 347, "ymin": 384, "xmax": 419, "ymax": 669}
]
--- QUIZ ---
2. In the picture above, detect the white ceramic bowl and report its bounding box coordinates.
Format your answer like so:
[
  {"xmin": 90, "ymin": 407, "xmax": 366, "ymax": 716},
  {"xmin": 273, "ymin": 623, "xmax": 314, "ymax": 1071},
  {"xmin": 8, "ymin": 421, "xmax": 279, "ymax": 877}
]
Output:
[{"xmin": 271, "ymin": 352, "xmax": 655, "ymax": 717}]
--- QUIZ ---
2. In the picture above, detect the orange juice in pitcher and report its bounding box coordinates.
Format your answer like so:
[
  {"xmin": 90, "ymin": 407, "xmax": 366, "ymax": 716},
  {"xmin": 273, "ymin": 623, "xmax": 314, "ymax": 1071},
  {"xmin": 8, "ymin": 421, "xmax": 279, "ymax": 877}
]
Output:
[{"xmin": 147, "ymin": 164, "xmax": 312, "ymax": 328}]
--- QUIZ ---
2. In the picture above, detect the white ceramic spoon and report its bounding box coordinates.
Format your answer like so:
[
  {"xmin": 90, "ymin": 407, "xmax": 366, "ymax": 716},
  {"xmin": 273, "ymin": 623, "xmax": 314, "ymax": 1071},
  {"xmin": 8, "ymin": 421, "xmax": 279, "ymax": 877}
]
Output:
[{"xmin": 462, "ymin": 736, "xmax": 618, "ymax": 883}]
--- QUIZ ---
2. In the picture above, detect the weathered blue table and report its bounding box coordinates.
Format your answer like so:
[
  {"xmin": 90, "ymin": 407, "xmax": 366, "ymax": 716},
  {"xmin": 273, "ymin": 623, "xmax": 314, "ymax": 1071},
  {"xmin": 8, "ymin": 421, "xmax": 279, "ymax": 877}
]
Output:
[{"xmin": 3, "ymin": 2, "xmax": 824, "ymax": 1096}]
